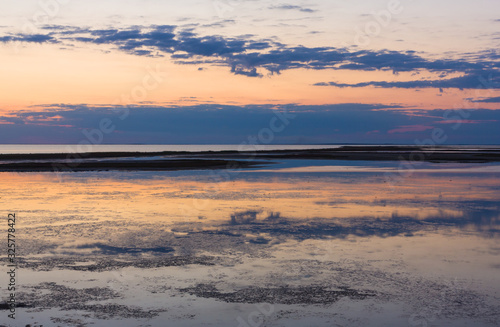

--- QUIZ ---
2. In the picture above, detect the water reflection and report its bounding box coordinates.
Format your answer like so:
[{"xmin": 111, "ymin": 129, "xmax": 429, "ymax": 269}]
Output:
[
  {"xmin": 213, "ymin": 204, "xmax": 500, "ymax": 242},
  {"xmin": 1, "ymin": 169, "xmax": 499, "ymax": 241},
  {"xmin": 0, "ymin": 167, "xmax": 497, "ymax": 264},
  {"xmin": 1, "ymin": 165, "xmax": 499, "ymax": 326}
]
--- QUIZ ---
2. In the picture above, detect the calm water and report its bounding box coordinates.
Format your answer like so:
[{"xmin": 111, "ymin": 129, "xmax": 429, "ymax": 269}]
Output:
[{"xmin": 0, "ymin": 160, "xmax": 499, "ymax": 326}]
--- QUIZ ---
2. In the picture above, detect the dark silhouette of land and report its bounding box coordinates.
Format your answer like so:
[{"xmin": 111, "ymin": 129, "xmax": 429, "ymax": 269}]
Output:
[{"xmin": 0, "ymin": 146, "xmax": 499, "ymax": 171}]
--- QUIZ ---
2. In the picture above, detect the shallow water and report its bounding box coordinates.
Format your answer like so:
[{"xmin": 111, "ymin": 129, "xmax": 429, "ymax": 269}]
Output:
[{"xmin": 0, "ymin": 161, "xmax": 499, "ymax": 326}]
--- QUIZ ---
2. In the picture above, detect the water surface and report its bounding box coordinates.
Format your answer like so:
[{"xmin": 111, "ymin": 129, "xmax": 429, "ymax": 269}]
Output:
[{"xmin": 0, "ymin": 161, "xmax": 498, "ymax": 326}]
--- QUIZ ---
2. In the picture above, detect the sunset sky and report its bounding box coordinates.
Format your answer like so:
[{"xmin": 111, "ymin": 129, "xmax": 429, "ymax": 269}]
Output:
[{"xmin": 0, "ymin": 0, "xmax": 499, "ymax": 144}]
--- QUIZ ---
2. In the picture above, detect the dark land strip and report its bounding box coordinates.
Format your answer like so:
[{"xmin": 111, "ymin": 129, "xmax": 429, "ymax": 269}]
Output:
[
  {"xmin": 0, "ymin": 159, "xmax": 264, "ymax": 172},
  {"xmin": 0, "ymin": 146, "xmax": 499, "ymax": 171}
]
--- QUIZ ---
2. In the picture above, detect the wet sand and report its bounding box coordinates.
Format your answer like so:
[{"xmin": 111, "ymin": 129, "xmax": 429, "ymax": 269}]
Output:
[
  {"xmin": 5, "ymin": 211, "xmax": 499, "ymax": 326},
  {"xmin": 0, "ymin": 157, "xmax": 499, "ymax": 326}
]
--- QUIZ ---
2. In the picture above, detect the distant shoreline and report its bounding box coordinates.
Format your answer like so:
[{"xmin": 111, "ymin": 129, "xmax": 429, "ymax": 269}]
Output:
[
  {"xmin": 0, "ymin": 159, "xmax": 264, "ymax": 172},
  {"xmin": 0, "ymin": 146, "xmax": 499, "ymax": 172}
]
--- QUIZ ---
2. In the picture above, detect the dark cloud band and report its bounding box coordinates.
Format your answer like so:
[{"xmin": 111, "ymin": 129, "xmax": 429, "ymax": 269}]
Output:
[
  {"xmin": 1, "ymin": 24, "xmax": 498, "ymax": 82},
  {"xmin": 1, "ymin": 104, "xmax": 498, "ymax": 144}
]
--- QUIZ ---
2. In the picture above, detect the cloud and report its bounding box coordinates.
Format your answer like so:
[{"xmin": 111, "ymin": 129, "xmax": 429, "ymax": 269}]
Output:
[
  {"xmin": 469, "ymin": 96, "xmax": 500, "ymax": 103},
  {"xmin": 0, "ymin": 34, "xmax": 56, "ymax": 43},
  {"xmin": 315, "ymin": 70, "xmax": 500, "ymax": 90},
  {"xmin": 1, "ymin": 25, "xmax": 499, "ymax": 80},
  {"xmin": 388, "ymin": 125, "xmax": 434, "ymax": 134},
  {"xmin": 231, "ymin": 67, "xmax": 262, "ymax": 77},
  {"xmin": 201, "ymin": 20, "xmax": 236, "ymax": 28},
  {"xmin": 1, "ymin": 104, "xmax": 499, "ymax": 144},
  {"xmin": 269, "ymin": 4, "xmax": 317, "ymax": 13}
]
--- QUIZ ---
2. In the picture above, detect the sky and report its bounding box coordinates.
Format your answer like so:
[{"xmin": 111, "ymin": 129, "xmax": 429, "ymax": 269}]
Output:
[{"xmin": 0, "ymin": 0, "xmax": 499, "ymax": 144}]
